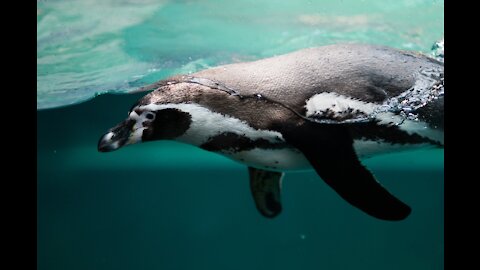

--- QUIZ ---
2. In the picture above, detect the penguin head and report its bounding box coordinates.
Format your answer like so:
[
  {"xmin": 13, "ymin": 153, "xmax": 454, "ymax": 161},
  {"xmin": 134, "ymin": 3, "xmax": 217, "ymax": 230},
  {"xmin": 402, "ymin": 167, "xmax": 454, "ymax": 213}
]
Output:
[{"xmin": 98, "ymin": 101, "xmax": 192, "ymax": 152}]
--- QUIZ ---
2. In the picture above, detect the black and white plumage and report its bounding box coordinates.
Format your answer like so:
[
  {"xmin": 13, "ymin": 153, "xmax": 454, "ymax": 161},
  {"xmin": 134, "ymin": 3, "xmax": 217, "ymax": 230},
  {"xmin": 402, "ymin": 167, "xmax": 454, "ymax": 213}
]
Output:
[{"xmin": 98, "ymin": 44, "xmax": 444, "ymax": 221}]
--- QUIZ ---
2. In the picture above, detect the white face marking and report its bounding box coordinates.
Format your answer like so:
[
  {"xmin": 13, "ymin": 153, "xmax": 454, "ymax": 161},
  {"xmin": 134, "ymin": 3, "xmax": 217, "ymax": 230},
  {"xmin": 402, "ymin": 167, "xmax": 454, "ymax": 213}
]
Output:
[
  {"xmin": 127, "ymin": 126, "xmax": 146, "ymax": 145},
  {"xmin": 111, "ymin": 141, "xmax": 120, "ymax": 149},
  {"xmin": 304, "ymin": 92, "xmax": 376, "ymax": 118},
  {"xmin": 129, "ymin": 110, "xmax": 151, "ymax": 130},
  {"xmin": 104, "ymin": 132, "xmax": 114, "ymax": 141},
  {"xmin": 124, "ymin": 109, "xmax": 155, "ymax": 145},
  {"xmin": 139, "ymin": 103, "xmax": 285, "ymax": 146}
]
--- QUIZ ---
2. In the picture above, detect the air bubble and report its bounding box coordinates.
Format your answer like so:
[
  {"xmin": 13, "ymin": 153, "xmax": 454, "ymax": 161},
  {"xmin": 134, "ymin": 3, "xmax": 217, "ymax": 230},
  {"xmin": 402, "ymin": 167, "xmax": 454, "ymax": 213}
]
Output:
[{"xmin": 370, "ymin": 68, "xmax": 443, "ymax": 122}]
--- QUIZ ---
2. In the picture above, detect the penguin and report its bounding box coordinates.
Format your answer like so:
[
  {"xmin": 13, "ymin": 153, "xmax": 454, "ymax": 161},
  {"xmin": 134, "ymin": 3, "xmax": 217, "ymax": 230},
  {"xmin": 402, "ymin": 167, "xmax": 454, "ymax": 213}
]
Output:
[{"xmin": 98, "ymin": 43, "xmax": 444, "ymax": 221}]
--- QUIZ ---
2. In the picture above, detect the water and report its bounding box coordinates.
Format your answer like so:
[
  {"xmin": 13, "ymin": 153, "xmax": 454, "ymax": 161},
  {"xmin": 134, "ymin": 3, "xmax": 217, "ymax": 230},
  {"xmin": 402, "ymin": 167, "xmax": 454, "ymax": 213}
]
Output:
[
  {"xmin": 37, "ymin": 1, "xmax": 444, "ymax": 269},
  {"xmin": 37, "ymin": 0, "xmax": 444, "ymax": 110}
]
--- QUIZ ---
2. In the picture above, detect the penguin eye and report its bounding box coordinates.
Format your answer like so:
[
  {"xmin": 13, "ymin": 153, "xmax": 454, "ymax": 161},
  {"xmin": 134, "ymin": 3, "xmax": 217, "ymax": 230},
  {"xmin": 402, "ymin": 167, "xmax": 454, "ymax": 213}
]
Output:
[{"xmin": 145, "ymin": 112, "xmax": 155, "ymax": 120}]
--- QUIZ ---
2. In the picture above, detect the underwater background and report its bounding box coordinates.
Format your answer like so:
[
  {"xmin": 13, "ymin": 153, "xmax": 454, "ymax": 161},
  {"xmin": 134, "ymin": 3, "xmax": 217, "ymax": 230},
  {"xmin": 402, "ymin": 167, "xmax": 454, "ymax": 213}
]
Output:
[{"xmin": 37, "ymin": 0, "xmax": 444, "ymax": 269}]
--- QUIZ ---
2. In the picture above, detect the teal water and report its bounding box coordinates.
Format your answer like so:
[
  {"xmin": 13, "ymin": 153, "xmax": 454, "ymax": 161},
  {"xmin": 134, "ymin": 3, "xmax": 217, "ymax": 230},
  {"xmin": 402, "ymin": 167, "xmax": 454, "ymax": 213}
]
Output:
[
  {"xmin": 37, "ymin": 1, "xmax": 444, "ymax": 270},
  {"xmin": 37, "ymin": 0, "xmax": 444, "ymax": 110}
]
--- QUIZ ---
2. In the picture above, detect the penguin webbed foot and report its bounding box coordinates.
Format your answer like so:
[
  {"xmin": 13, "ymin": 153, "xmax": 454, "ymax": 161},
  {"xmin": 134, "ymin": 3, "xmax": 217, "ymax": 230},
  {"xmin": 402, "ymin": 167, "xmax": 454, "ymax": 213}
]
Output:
[{"xmin": 248, "ymin": 167, "xmax": 284, "ymax": 218}]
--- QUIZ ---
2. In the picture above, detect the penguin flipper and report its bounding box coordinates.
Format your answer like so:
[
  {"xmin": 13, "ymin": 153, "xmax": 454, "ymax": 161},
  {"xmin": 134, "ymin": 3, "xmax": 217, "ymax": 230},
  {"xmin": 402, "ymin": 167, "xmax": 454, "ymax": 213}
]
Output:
[
  {"xmin": 248, "ymin": 167, "xmax": 284, "ymax": 218},
  {"xmin": 284, "ymin": 124, "xmax": 411, "ymax": 221}
]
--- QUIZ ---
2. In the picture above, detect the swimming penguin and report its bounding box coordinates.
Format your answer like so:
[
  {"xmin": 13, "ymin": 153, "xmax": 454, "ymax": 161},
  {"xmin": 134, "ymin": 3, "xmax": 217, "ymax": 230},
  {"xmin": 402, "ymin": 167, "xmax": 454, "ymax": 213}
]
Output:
[{"xmin": 98, "ymin": 44, "xmax": 444, "ymax": 221}]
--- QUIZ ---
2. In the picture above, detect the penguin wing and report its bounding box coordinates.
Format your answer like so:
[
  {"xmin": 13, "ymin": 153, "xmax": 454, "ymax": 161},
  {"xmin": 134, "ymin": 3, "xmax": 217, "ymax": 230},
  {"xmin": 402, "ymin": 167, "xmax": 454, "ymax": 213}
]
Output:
[
  {"xmin": 283, "ymin": 123, "xmax": 411, "ymax": 221},
  {"xmin": 248, "ymin": 167, "xmax": 284, "ymax": 218}
]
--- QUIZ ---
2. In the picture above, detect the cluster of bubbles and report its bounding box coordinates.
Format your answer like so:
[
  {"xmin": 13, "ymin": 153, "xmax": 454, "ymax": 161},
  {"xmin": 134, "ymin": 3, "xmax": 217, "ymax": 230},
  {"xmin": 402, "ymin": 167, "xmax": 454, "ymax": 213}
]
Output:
[
  {"xmin": 367, "ymin": 37, "xmax": 445, "ymax": 125},
  {"xmin": 372, "ymin": 67, "xmax": 444, "ymax": 123},
  {"xmin": 431, "ymin": 38, "xmax": 444, "ymax": 62}
]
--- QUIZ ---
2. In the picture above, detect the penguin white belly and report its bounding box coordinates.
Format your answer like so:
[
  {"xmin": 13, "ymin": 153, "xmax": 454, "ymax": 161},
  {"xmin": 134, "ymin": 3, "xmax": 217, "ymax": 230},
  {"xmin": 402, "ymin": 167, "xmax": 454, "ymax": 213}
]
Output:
[
  {"xmin": 353, "ymin": 140, "xmax": 432, "ymax": 159},
  {"xmin": 222, "ymin": 139, "xmax": 432, "ymax": 172},
  {"xmin": 223, "ymin": 147, "xmax": 312, "ymax": 172}
]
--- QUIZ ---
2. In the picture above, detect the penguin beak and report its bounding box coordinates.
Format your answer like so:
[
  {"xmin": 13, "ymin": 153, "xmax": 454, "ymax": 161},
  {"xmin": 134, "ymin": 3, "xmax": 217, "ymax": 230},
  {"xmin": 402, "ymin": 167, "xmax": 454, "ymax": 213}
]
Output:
[{"xmin": 98, "ymin": 119, "xmax": 135, "ymax": 152}]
